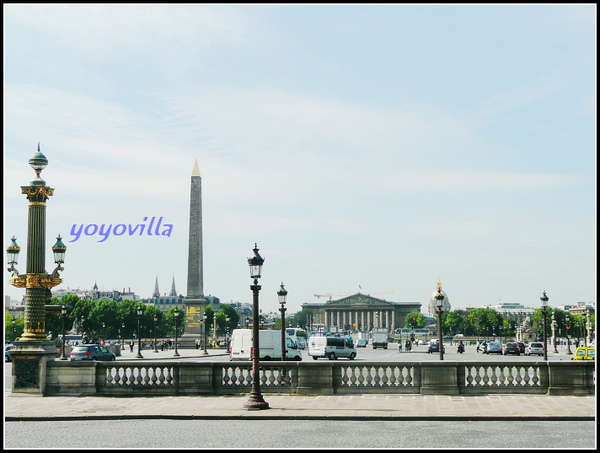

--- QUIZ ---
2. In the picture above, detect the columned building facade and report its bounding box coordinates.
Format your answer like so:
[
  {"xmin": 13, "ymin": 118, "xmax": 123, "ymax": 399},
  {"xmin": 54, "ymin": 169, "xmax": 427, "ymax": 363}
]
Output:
[{"xmin": 302, "ymin": 293, "xmax": 421, "ymax": 332}]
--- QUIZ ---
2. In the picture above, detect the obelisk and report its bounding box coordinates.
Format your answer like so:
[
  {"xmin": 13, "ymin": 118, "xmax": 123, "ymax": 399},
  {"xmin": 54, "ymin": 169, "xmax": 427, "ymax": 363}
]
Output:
[{"xmin": 182, "ymin": 160, "xmax": 206, "ymax": 346}]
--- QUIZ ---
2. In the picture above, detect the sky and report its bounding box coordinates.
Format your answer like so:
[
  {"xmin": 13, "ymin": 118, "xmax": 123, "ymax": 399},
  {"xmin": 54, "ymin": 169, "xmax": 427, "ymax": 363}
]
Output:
[{"xmin": 3, "ymin": 4, "xmax": 596, "ymax": 315}]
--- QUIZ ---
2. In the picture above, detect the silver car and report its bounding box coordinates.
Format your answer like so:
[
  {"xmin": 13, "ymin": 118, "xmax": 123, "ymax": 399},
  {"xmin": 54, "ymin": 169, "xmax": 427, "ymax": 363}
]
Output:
[
  {"xmin": 525, "ymin": 342, "xmax": 544, "ymax": 356},
  {"xmin": 485, "ymin": 342, "xmax": 503, "ymax": 354},
  {"xmin": 70, "ymin": 344, "xmax": 116, "ymax": 361}
]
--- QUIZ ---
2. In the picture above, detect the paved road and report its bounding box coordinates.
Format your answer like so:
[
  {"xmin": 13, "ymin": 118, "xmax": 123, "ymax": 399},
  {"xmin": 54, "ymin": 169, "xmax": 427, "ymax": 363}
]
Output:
[
  {"xmin": 4, "ymin": 419, "xmax": 596, "ymax": 448},
  {"xmin": 112, "ymin": 341, "xmax": 575, "ymax": 362}
]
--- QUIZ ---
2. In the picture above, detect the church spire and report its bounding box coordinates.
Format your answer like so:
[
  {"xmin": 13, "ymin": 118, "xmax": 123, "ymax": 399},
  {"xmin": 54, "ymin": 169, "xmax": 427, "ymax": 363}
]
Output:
[
  {"xmin": 169, "ymin": 275, "xmax": 177, "ymax": 297},
  {"xmin": 152, "ymin": 274, "xmax": 160, "ymax": 298}
]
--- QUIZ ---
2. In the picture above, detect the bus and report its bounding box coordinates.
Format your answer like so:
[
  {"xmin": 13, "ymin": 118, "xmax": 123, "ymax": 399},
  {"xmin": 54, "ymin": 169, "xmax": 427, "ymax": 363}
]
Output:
[{"xmin": 285, "ymin": 328, "xmax": 308, "ymax": 349}]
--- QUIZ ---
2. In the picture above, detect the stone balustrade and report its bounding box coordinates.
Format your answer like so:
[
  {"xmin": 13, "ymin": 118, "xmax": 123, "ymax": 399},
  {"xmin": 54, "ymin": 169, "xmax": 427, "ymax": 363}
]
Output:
[{"xmin": 44, "ymin": 360, "xmax": 594, "ymax": 397}]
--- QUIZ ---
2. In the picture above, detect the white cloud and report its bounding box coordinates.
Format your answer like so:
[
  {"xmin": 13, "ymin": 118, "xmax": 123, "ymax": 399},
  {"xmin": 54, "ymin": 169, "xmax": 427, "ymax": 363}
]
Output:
[{"xmin": 5, "ymin": 4, "xmax": 250, "ymax": 58}]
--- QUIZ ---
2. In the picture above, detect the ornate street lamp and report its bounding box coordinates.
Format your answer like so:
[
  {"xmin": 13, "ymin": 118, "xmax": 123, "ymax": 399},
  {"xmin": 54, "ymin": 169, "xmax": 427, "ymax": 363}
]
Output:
[
  {"xmin": 551, "ymin": 311, "xmax": 558, "ymax": 353},
  {"xmin": 540, "ymin": 291, "xmax": 548, "ymax": 361},
  {"xmin": 121, "ymin": 323, "xmax": 125, "ymax": 349},
  {"xmin": 278, "ymin": 282, "xmax": 288, "ymax": 361},
  {"xmin": 6, "ymin": 146, "xmax": 67, "ymax": 347},
  {"xmin": 435, "ymin": 290, "xmax": 445, "ymax": 360},
  {"xmin": 12, "ymin": 318, "xmax": 16, "ymax": 342},
  {"xmin": 226, "ymin": 316, "xmax": 231, "ymax": 347},
  {"xmin": 202, "ymin": 312, "xmax": 209, "ymax": 355},
  {"xmin": 80, "ymin": 316, "xmax": 85, "ymax": 336},
  {"xmin": 585, "ymin": 315, "xmax": 592, "ymax": 346},
  {"xmin": 59, "ymin": 305, "xmax": 68, "ymax": 360},
  {"xmin": 582, "ymin": 311, "xmax": 588, "ymax": 347},
  {"xmin": 566, "ymin": 315, "xmax": 572, "ymax": 355},
  {"xmin": 136, "ymin": 305, "xmax": 144, "ymax": 358},
  {"xmin": 173, "ymin": 307, "xmax": 180, "ymax": 357},
  {"xmin": 154, "ymin": 315, "xmax": 159, "ymax": 353},
  {"xmin": 243, "ymin": 244, "xmax": 269, "ymax": 410}
]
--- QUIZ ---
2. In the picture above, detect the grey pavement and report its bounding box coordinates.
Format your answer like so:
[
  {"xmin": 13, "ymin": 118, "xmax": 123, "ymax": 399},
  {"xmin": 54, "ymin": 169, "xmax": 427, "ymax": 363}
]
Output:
[{"xmin": 5, "ymin": 390, "xmax": 596, "ymax": 421}]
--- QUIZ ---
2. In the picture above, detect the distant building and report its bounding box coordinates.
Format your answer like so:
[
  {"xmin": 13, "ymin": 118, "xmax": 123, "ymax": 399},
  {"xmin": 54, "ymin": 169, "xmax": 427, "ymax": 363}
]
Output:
[
  {"xmin": 480, "ymin": 301, "xmax": 534, "ymax": 319},
  {"xmin": 52, "ymin": 282, "xmax": 140, "ymax": 302},
  {"xmin": 302, "ymin": 293, "xmax": 421, "ymax": 332},
  {"xmin": 559, "ymin": 301, "xmax": 595, "ymax": 316},
  {"xmin": 428, "ymin": 280, "xmax": 451, "ymax": 317}
]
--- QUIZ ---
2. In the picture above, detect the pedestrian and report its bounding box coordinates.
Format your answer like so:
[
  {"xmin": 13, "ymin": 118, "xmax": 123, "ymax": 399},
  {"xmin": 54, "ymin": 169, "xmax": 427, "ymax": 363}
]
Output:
[
  {"xmin": 129, "ymin": 340, "xmax": 134, "ymax": 353},
  {"xmin": 398, "ymin": 341, "xmax": 402, "ymax": 352}
]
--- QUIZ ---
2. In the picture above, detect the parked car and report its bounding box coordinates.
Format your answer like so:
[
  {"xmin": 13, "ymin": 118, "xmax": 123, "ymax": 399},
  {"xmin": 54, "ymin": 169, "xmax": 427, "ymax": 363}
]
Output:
[
  {"xmin": 525, "ymin": 342, "xmax": 544, "ymax": 356},
  {"xmin": 427, "ymin": 341, "xmax": 445, "ymax": 354},
  {"xmin": 516, "ymin": 342, "xmax": 526, "ymax": 354},
  {"xmin": 503, "ymin": 342, "xmax": 520, "ymax": 355},
  {"xmin": 356, "ymin": 339, "xmax": 367, "ymax": 348},
  {"xmin": 486, "ymin": 342, "xmax": 502, "ymax": 354},
  {"xmin": 5, "ymin": 345, "xmax": 13, "ymax": 362},
  {"xmin": 70, "ymin": 344, "xmax": 116, "ymax": 361},
  {"xmin": 573, "ymin": 347, "xmax": 595, "ymax": 360}
]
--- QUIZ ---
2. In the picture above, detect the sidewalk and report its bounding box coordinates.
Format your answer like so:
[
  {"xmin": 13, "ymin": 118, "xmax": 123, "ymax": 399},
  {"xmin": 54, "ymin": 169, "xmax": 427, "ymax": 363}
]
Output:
[{"xmin": 5, "ymin": 390, "xmax": 595, "ymax": 421}]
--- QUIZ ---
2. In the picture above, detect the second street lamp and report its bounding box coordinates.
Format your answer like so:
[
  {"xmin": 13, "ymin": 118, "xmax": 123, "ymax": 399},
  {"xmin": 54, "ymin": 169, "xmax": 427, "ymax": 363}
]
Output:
[
  {"xmin": 278, "ymin": 282, "xmax": 288, "ymax": 362},
  {"xmin": 136, "ymin": 306, "xmax": 144, "ymax": 359},
  {"xmin": 540, "ymin": 291, "xmax": 549, "ymax": 361},
  {"xmin": 243, "ymin": 244, "xmax": 269, "ymax": 410},
  {"xmin": 202, "ymin": 313, "xmax": 209, "ymax": 355},
  {"xmin": 59, "ymin": 305, "xmax": 67, "ymax": 360},
  {"xmin": 566, "ymin": 315, "xmax": 572, "ymax": 355},
  {"xmin": 173, "ymin": 307, "xmax": 180, "ymax": 357},
  {"xmin": 154, "ymin": 315, "xmax": 159, "ymax": 353},
  {"xmin": 552, "ymin": 312, "xmax": 558, "ymax": 353},
  {"xmin": 435, "ymin": 290, "xmax": 445, "ymax": 361}
]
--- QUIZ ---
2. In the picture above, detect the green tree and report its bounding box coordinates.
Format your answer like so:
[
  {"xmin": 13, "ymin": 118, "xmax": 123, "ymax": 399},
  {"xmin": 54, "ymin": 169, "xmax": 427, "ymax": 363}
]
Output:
[
  {"xmin": 404, "ymin": 312, "xmax": 426, "ymax": 328},
  {"xmin": 5, "ymin": 314, "xmax": 24, "ymax": 342},
  {"xmin": 467, "ymin": 308, "xmax": 487, "ymax": 339},
  {"xmin": 204, "ymin": 306, "xmax": 214, "ymax": 334},
  {"xmin": 220, "ymin": 304, "xmax": 240, "ymax": 331},
  {"xmin": 444, "ymin": 310, "xmax": 466, "ymax": 335}
]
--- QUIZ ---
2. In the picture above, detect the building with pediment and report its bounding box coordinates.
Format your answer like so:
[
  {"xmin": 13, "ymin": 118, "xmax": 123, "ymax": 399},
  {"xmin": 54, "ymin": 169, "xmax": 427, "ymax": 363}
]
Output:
[{"xmin": 302, "ymin": 293, "xmax": 421, "ymax": 332}]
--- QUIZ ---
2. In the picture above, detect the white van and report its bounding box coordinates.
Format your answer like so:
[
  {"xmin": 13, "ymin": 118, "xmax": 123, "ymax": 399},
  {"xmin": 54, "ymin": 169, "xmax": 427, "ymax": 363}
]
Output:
[
  {"xmin": 229, "ymin": 329, "xmax": 302, "ymax": 361},
  {"xmin": 308, "ymin": 336, "xmax": 357, "ymax": 360}
]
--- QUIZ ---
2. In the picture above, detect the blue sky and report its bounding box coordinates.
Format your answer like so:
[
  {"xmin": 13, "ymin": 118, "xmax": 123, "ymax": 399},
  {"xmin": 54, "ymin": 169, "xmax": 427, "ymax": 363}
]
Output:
[{"xmin": 4, "ymin": 4, "xmax": 596, "ymax": 314}]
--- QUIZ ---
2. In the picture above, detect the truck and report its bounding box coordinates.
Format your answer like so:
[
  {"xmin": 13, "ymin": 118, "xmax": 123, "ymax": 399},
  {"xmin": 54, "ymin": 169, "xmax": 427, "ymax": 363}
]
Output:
[
  {"xmin": 371, "ymin": 328, "xmax": 389, "ymax": 349},
  {"xmin": 229, "ymin": 329, "xmax": 302, "ymax": 361}
]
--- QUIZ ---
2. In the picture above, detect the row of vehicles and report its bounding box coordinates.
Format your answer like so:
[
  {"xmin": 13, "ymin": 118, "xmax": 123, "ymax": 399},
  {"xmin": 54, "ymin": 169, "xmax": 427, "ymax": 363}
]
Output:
[
  {"xmin": 228, "ymin": 329, "xmax": 358, "ymax": 361},
  {"xmin": 479, "ymin": 341, "xmax": 544, "ymax": 356}
]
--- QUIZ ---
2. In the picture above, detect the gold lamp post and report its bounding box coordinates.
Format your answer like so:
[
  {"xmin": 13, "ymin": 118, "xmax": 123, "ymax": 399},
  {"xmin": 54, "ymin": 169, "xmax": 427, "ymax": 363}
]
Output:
[{"xmin": 7, "ymin": 145, "xmax": 67, "ymax": 393}]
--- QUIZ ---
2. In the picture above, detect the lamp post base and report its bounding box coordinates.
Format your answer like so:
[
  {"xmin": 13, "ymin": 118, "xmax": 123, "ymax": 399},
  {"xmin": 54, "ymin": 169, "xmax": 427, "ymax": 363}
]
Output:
[{"xmin": 243, "ymin": 392, "xmax": 270, "ymax": 411}]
